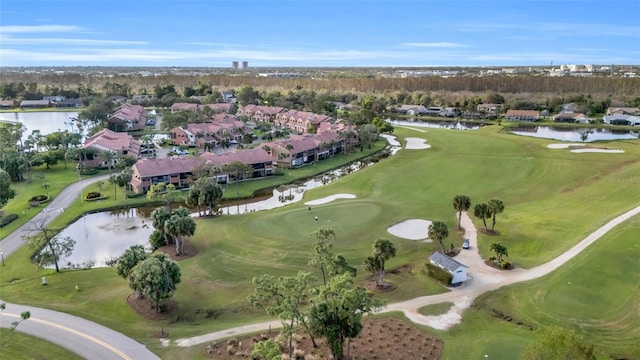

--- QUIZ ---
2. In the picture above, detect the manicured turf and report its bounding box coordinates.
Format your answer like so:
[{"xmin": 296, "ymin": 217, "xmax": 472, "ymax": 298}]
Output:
[
  {"xmin": 0, "ymin": 328, "xmax": 84, "ymax": 360},
  {"xmin": 466, "ymin": 215, "xmax": 640, "ymax": 358},
  {"xmin": 418, "ymin": 302, "xmax": 454, "ymax": 316},
  {"xmin": 1, "ymin": 125, "xmax": 639, "ymax": 358}
]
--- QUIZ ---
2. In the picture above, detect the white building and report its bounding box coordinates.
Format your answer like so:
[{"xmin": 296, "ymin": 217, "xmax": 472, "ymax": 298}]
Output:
[{"xmin": 428, "ymin": 252, "xmax": 468, "ymax": 285}]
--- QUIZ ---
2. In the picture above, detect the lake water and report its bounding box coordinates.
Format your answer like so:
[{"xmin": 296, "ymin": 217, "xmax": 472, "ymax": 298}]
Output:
[
  {"xmin": 510, "ymin": 126, "xmax": 639, "ymax": 142},
  {"xmin": 387, "ymin": 118, "xmax": 484, "ymax": 130},
  {"xmin": 0, "ymin": 111, "xmax": 80, "ymax": 141},
  {"xmin": 52, "ymin": 208, "xmax": 153, "ymax": 269}
]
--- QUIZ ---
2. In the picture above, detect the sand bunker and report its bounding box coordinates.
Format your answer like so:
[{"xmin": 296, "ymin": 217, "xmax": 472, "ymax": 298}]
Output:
[
  {"xmin": 547, "ymin": 143, "xmax": 585, "ymax": 149},
  {"xmin": 387, "ymin": 219, "xmax": 432, "ymax": 241},
  {"xmin": 570, "ymin": 148, "xmax": 625, "ymax": 153},
  {"xmin": 304, "ymin": 194, "xmax": 356, "ymax": 205},
  {"xmin": 405, "ymin": 138, "xmax": 431, "ymax": 149}
]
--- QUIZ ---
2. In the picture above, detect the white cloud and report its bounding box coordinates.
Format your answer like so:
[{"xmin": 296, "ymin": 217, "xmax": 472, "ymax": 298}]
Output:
[
  {"xmin": 0, "ymin": 36, "xmax": 147, "ymax": 46},
  {"xmin": 0, "ymin": 25, "xmax": 83, "ymax": 33},
  {"xmin": 401, "ymin": 42, "xmax": 469, "ymax": 48}
]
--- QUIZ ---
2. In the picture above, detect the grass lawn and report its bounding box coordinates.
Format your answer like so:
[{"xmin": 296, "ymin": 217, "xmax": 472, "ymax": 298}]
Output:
[
  {"xmin": 0, "ymin": 328, "xmax": 84, "ymax": 360},
  {"xmin": 418, "ymin": 302, "xmax": 454, "ymax": 316},
  {"xmin": 467, "ymin": 215, "xmax": 640, "ymax": 358},
  {"xmin": 1, "ymin": 125, "xmax": 639, "ymax": 358},
  {"xmin": 0, "ymin": 164, "xmax": 88, "ymax": 239}
]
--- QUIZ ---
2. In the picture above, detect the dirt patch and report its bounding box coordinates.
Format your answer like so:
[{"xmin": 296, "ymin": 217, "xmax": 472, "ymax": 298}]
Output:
[
  {"xmin": 126, "ymin": 293, "xmax": 177, "ymax": 321},
  {"xmin": 478, "ymin": 228, "xmax": 500, "ymax": 236},
  {"xmin": 202, "ymin": 317, "xmax": 444, "ymax": 360},
  {"xmin": 156, "ymin": 239, "xmax": 197, "ymax": 261}
]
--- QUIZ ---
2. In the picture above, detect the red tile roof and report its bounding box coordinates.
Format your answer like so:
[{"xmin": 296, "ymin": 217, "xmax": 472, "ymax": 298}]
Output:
[
  {"xmin": 83, "ymin": 128, "xmax": 140, "ymax": 155},
  {"xmin": 200, "ymin": 148, "xmax": 272, "ymax": 166},
  {"xmin": 133, "ymin": 157, "xmax": 203, "ymax": 178}
]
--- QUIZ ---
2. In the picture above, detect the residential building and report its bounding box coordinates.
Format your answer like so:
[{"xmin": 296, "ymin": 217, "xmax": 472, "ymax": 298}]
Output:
[
  {"xmin": 130, "ymin": 157, "xmax": 203, "ymax": 194},
  {"xmin": 236, "ymin": 105, "xmax": 286, "ymax": 122},
  {"xmin": 81, "ymin": 128, "xmax": 141, "ymax": 168},
  {"xmin": 603, "ymin": 114, "xmax": 640, "ymax": 126},
  {"xmin": 395, "ymin": 105, "xmax": 428, "ymax": 115},
  {"xmin": 20, "ymin": 100, "xmax": 51, "ymax": 108},
  {"xmin": 168, "ymin": 114, "xmax": 246, "ymax": 148},
  {"xmin": 553, "ymin": 112, "xmax": 588, "ymax": 123},
  {"xmin": 171, "ymin": 102, "xmax": 233, "ymax": 114},
  {"xmin": 504, "ymin": 110, "xmax": 540, "ymax": 122},
  {"xmin": 606, "ymin": 107, "xmax": 640, "ymax": 116},
  {"xmin": 106, "ymin": 104, "xmax": 148, "ymax": 132},
  {"xmin": 428, "ymin": 252, "xmax": 468, "ymax": 285},
  {"xmin": 0, "ymin": 100, "xmax": 14, "ymax": 109},
  {"xmin": 201, "ymin": 147, "xmax": 274, "ymax": 180},
  {"xmin": 43, "ymin": 95, "xmax": 65, "ymax": 102},
  {"xmin": 274, "ymin": 110, "xmax": 332, "ymax": 133},
  {"xmin": 476, "ymin": 103, "xmax": 503, "ymax": 116},
  {"xmin": 55, "ymin": 98, "xmax": 84, "ymax": 108}
]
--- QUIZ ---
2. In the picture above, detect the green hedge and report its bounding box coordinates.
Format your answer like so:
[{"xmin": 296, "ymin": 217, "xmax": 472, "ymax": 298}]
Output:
[
  {"xmin": 0, "ymin": 214, "xmax": 19, "ymax": 228},
  {"xmin": 425, "ymin": 263, "xmax": 453, "ymax": 285}
]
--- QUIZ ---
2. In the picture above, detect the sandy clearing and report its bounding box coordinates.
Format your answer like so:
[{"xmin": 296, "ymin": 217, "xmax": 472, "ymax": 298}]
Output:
[
  {"xmin": 304, "ymin": 193, "xmax": 356, "ymax": 205},
  {"xmin": 570, "ymin": 148, "xmax": 625, "ymax": 153},
  {"xmin": 405, "ymin": 137, "xmax": 432, "ymax": 149},
  {"xmin": 387, "ymin": 219, "xmax": 432, "ymax": 241},
  {"xmin": 547, "ymin": 143, "xmax": 585, "ymax": 149}
]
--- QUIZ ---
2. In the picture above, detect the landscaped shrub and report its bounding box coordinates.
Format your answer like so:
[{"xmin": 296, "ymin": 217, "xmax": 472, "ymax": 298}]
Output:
[
  {"xmin": 29, "ymin": 194, "xmax": 49, "ymax": 203},
  {"xmin": 0, "ymin": 213, "xmax": 19, "ymax": 228},
  {"xmin": 86, "ymin": 192, "xmax": 101, "ymax": 200},
  {"xmin": 425, "ymin": 263, "xmax": 453, "ymax": 285},
  {"xmin": 80, "ymin": 168, "xmax": 98, "ymax": 175},
  {"xmin": 149, "ymin": 230, "xmax": 165, "ymax": 250}
]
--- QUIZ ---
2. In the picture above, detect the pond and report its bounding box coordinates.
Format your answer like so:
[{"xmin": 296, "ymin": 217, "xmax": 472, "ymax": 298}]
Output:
[
  {"xmin": 387, "ymin": 118, "xmax": 485, "ymax": 130},
  {"xmin": 52, "ymin": 208, "xmax": 153, "ymax": 269},
  {"xmin": 510, "ymin": 126, "xmax": 639, "ymax": 142},
  {"xmin": 0, "ymin": 111, "xmax": 81, "ymax": 141}
]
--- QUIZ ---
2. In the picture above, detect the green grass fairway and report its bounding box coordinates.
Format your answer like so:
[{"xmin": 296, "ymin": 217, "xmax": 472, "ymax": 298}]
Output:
[
  {"xmin": 418, "ymin": 302, "xmax": 454, "ymax": 316},
  {"xmin": 468, "ymin": 215, "xmax": 640, "ymax": 358},
  {"xmin": 1, "ymin": 125, "xmax": 639, "ymax": 358}
]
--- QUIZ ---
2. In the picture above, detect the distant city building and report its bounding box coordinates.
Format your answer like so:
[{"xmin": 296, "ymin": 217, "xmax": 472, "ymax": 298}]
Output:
[
  {"xmin": 232, "ymin": 61, "xmax": 239, "ymax": 69},
  {"xmin": 242, "ymin": 61, "xmax": 248, "ymax": 69}
]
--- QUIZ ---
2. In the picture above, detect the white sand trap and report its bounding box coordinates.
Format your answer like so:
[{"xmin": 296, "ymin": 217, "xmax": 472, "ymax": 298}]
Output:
[
  {"xmin": 570, "ymin": 148, "xmax": 625, "ymax": 153},
  {"xmin": 304, "ymin": 193, "xmax": 356, "ymax": 205},
  {"xmin": 405, "ymin": 138, "xmax": 431, "ymax": 149},
  {"xmin": 387, "ymin": 219, "xmax": 432, "ymax": 241},
  {"xmin": 547, "ymin": 143, "xmax": 585, "ymax": 149}
]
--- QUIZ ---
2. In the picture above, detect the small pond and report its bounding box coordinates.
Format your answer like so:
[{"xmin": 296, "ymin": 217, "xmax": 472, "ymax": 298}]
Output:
[
  {"xmin": 387, "ymin": 118, "xmax": 485, "ymax": 130},
  {"xmin": 0, "ymin": 111, "xmax": 82, "ymax": 141},
  {"xmin": 510, "ymin": 126, "xmax": 639, "ymax": 142},
  {"xmin": 52, "ymin": 208, "xmax": 154, "ymax": 269}
]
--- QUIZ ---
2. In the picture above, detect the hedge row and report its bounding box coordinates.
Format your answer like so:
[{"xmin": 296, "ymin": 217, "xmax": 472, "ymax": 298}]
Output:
[
  {"xmin": 425, "ymin": 263, "xmax": 453, "ymax": 285},
  {"xmin": 0, "ymin": 213, "xmax": 19, "ymax": 228}
]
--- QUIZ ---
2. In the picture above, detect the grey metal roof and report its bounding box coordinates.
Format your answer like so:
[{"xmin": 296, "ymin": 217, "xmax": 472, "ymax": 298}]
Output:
[{"xmin": 429, "ymin": 252, "xmax": 468, "ymax": 272}]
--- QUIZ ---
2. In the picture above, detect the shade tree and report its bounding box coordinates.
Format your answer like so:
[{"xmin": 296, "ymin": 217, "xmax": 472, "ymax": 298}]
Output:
[{"xmin": 128, "ymin": 253, "xmax": 181, "ymax": 312}]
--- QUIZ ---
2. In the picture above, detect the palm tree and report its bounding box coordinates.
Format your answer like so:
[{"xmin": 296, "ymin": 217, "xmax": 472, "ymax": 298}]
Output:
[
  {"xmin": 99, "ymin": 150, "xmax": 117, "ymax": 178},
  {"xmin": 488, "ymin": 198, "xmax": 505, "ymax": 233},
  {"xmin": 428, "ymin": 221, "xmax": 449, "ymax": 253},
  {"xmin": 490, "ymin": 242, "xmax": 508, "ymax": 265},
  {"xmin": 363, "ymin": 238, "xmax": 396, "ymax": 287},
  {"xmin": 452, "ymin": 194, "xmax": 471, "ymax": 230},
  {"xmin": 474, "ymin": 203, "xmax": 491, "ymax": 231},
  {"xmin": 164, "ymin": 207, "xmax": 196, "ymax": 255}
]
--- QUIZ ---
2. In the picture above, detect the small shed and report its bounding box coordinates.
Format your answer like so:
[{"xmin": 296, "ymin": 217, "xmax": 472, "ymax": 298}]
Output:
[{"xmin": 428, "ymin": 252, "xmax": 468, "ymax": 285}]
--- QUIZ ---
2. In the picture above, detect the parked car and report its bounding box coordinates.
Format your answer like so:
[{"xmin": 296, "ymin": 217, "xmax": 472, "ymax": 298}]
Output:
[
  {"xmin": 462, "ymin": 238, "xmax": 470, "ymax": 250},
  {"xmin": 140, "ymin": 148, "xmax": 154, "ymax": 155},
  {"xmin": 145, "ymin": 118, "xmax": 156, "ymax": 126}
]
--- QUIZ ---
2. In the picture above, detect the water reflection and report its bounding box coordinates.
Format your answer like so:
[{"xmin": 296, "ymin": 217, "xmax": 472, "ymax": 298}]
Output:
[
  {"xmin": 510, "ymin": 126, "xmax": 639, "ymax": 142},
  {"xmin": 53, "ymin": 208, "xmax": 153, "ymax": 269},
  {"xmin": 387, "ymin": 119, "xmax": 485, "ymax": 130}
]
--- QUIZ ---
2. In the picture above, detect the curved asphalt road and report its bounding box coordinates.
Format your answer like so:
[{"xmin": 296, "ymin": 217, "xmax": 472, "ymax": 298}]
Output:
[{"xmin": 1, "ymin": 174, "xmax": 160, "ymax": 360}]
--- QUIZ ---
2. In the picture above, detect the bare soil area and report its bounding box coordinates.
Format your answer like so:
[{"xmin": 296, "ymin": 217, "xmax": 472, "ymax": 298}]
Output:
[
  {"xmin": 156, "ymin": 239, "xmax": 197, "ymax": 261},
  {"xmin": 126, "ymin": 294, "xmax": 177, "ymax": 322},
  {"xmin": 202, "ymin": 317, "xmax": 443, "ymax": 360}
]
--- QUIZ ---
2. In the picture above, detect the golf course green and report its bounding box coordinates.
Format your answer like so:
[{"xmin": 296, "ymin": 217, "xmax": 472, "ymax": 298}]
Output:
[{"xmin": 1, "ymin": 124, "xmax": 638, "ymax": 359}]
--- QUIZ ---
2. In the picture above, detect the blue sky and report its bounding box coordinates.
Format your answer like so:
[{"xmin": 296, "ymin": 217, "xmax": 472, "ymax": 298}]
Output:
[{"xmin": 1, "ymin": 0, "xmax": 639, "ymax": 67}]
